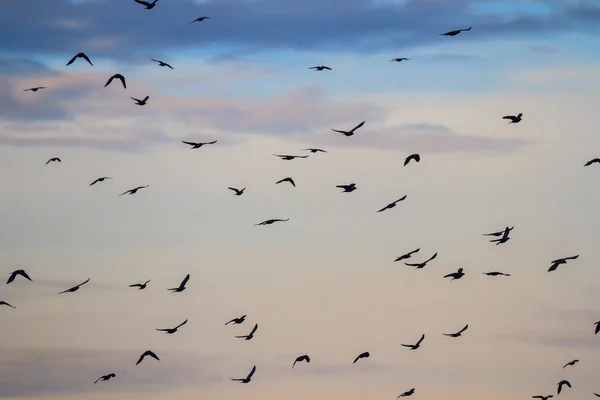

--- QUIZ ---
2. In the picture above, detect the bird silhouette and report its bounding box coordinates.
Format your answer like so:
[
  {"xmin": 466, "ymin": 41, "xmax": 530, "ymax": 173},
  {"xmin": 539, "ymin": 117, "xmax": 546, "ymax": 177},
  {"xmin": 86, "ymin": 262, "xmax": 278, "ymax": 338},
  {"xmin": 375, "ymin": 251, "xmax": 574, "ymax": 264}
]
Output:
[
  {"xmin": 168, "ymin": 274, "xmax": 190, "ymax": 293},
  {"xmin": 309, "ymin": 66, "xmax": 331, "ymax": 71},
  {"xmin": 482, "ymin": 271, "xmax": 511, "ymax": 277},
  {"xmin": 440, "ymin": 27, "xmax": 472, "ymax": 36},
  {"xmin": 46, "ymin": 157, "xmax": 61, "ymax": 165},
  {"xmin": 594, "ymin": 320, "xmax": 600, "ymax": 335},
  {"xmin": 66, "ymin": 52, "xmax": 93, "ymax": 66},
  {"xmin": 444, "ymin": 324, "xmax": 468, "ymax": 337},
  {"xmin": 562, "ymin": 359, "xmax": 579, "ymax": 368},
  {"xmin": 231, "ymin": 365, "xmax": 256, "ymax": 383},
  {"xmin": 353, "ymin": 351, "xmax": 370, "ymax": 363},
  {"xmin": 0, "ymin": 301, "xmax": 16, "ymax": 309},
  {"xmin": 190, "ymin": 16, "xmax": 211, "ymax": 23},
  {"xmin": 90, "ymin": 177, "xmax": 112, "ymax": 186},
  {"xmin": 136, "ymin": 350, "xmax": 160, "ymax": 365},
  {"xmin": 584, "ymin": 158, "xmax": 600, "ymax": 166},
  {"xmin": 484, "ymin": 226, "xmax": 514, "ymax": 237},
  {"xmin": 104, "ymin": 74, "xmax": 126, "ymax": 89},
  {"xmin": 182, "ymin": 140, "xmax": 218, "ymax": 149},
  {"xmin": 131, "ymin": 96, "xmax": 149, "ymax": 106},
  {"xmin": 94, "ymin": 373, "xmax": 116, "ymax": 384},
  {"xmin": 532, "ymin": 396, "xmax": 553, "ymax": 400},
  {"xmin": 401, "ymin": 334, "xmax": 425, "ymax": 350},
  {"xmin": 303, "ymin": 148, "xmax": 327, "ymax": 153},
  {"xmin": 557, "ymin": 380, "xmax": 571, "ymax": 395},
  {"xmin": 276, "ymin": 177, "xmax": 295, "ymax": 187},
  {"xmin": 377, "ymin": 195, "xmax": 407, "ymax": 213},
  {"xmin": 398, "ymin": 388, "xmax": 415, "ymax": 397},
  {"xmin": 151, "ymin": 59, "xmax": 173, "ymax": 69},
  {"xmin": 156, "ymin": 319, "xmax": 188, "ymax": 334},
  {"xmin": 235, "ymin": 323, "xmax": 258, "ymax": 340},
  {"xmin": 489, "ymin": 226, "xmax": 511, "ymax": 245},
  {"xmin": 255, "ymin": 218, "xmax": 289, "ymax": 226},
  {"xmin": 444, "ymin": 267, "xmax": 465, "ymax": 281},
  {"xmin": 129, "ymin": 279, "xmax": 151, "ymax": 290},
  {"xmin": 503, "ymin": 113, "xmax": 523, "ymax": 123},
  {"xmin": 133, "ymin": 0, "xmax": 158, "ymax": 9},
  {"xmin": 292, "ymin": 354, "xmax": 310, "ymax": 367},
  {"xmin": 58, "ymin": 278, "xmax": 90, "ymax": 294},
  {"xmin": 23, "ymin": 87, "xmax": 47, "ymax": 92},
  {"xmin": 404, "ymin": 153, "xmax": 420, "ymax": 166},
  {"xmin": 390, "ymin": 58, "xmax": 410, "ymax": 62},
  {"xmin": 337, "ymin": 183, "xmax": 357, "ymax": 192},
  {"xmin": 332, "ymin": 121, "xmax": 365, "ymax": 136},
  {"xmin": 548, "ymin": 255, "xmax": 579, "ymax": 272},
  {"xmin": 7, "ymin": 269, "xmax": 32, "ymax": 284},
  {"xmin": 273, "ymin": 154, "xmax": 309, "ymax": 160},
  {"xmin": 405, "ymin": 252, "xmax": 437, "ymax": 269},
  {"xmin": 119, "ymin": 185, "xmax": 149, "ymax": 196},
  {"xmin": 394, "ymin": 248, "xmax": 420, "ymax": 262},
  {"xmin": 225, "ymin": 315, "xmax": 246, "ymax": 325},
  {"xmin": 228, "ymin": 187, "xmax": 246, "ymax": 196}
]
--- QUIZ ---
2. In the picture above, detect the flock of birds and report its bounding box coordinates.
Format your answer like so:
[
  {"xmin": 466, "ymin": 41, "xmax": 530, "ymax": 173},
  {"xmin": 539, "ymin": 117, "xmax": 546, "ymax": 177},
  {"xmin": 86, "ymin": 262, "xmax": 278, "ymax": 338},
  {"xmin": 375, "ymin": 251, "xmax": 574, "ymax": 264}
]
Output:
[{"xmin": 4, "ymin": 1, "xmax": 600, "ymax": 399}]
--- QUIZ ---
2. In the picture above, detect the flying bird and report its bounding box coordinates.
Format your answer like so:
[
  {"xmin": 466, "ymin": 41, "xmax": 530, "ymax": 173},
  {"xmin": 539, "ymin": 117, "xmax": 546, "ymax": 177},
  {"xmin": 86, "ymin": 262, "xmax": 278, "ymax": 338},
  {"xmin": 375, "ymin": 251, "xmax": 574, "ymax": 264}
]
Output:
[
  {"xmin": 404, "ymin": 153, "xmax": 420, "ymax": 166},
  {"xmin": 7, "ymin": 269, "xmax": 32, "ymax": 284},
  {"xmin": 273, "ymin": 154, "xmax": 309, "ymax": 160},
  {"xmin": 532, "ymin": 396, "xmax": 553, "ymax": 400},
  {"xmin": 584, "ymin": 158, "xmax": 600, "ymax": 166},
  {"xmin": 129, "ymin": 279, "xmax": 151, "ymax": 290},
  {"xmin": 440, "ymin": 27, "xmax": 472, "ymax": 36},
  {"xmin": 133, "ymin": 0, "xmax": 158, "ymax": 9},
  {"xmin": 377, "ymin": 195, "xmax": 407, "ymax": 213},
  {"xmin": 503, "ymin": 113, "xmax": 523, "ymax": 123},
  {"xmin": 309, "ymin": 66, "xmax": 332, "ymax": 71},
  {"xmin": 401, "ymin": 334, "xmax": 425, "ymax": 350},
  {"xmin": 444, "ymin": 324, "xmax": 469, "ymax": 337},
  {"xmin": 104, "ymin": 74, "xmax": 126, "ymax": 89},
  {"xmin": 557, "ymin": 380, "xmax": 571, "ymax": 395},
  {"xmin": 394, "ymin": 248, "xmax": 420, "ymax": 262},
  {"xmin": 168, "ymin": 274, "xmax": 190, "ymax": 293},
  {"xmin": 94, "ymin": 373, "xmax": 116, "ymax": 384},
  {"xmin": 0, "ymin": 301, "xmax": 16, "ymax": 309},
  {"xmin": 66, "ymin": 52, "xmax": 93, "ymax": 66},
  {"xmin": 235, "ymin": 323, "xmax": 258, "ymax": 340},
  {"xmin": 482, "ymin": 271, "xmax": 511, "ymax": 277},
  {"xmin": 255, "ymin": 218, "xmax": 289, "ymax": 226},
  {"xmin": 58, "ymin": 278, "xmax": 90, "ymax": 294},
  {"xmin": 131, "ymin": 96, "xmax": 149, "ymax": 106},
  {"xmin": 444, "ymin": 268, "xmax": 465, "ymax": 281},
  {"xmin": 156, "ymin": 319, "xmax": 188, "ymax": 334},
  {"xmin": 276, "ymin": 177, "xmax": 295, "ymax": 187},
  {"xmin": 303, "ymin": 148, "xmax": 327, "ymax": 153},
  {"xmin": 90, "ymin": 177, "xmax": 112, "ymax": 186},
  {"xmin": 548, "ymin": 255, "xmax": 579, "ymax": 272},
  {"xmin": 119, "ymin": 185, "xmax": 149, "ymax": 196},
  {"xmin": 151, "ymin": 59, "xmax": 173, "ymax": 69},
  {"xmin": 225, "ymin": 315, "xmax": 246, "ymax": 326},
  {"xmin": 182, "ymin": 140, "xmax": 218, "ymax": 149},
  {"xmin": 398, "ymin": 388, "xmax": 415, "ymax": 397},
  {"xmin": 337, "ymin": 183, "xmax": 357, "ymax": 193},
  {"xmin": 136, "ymin": 350, "xmax": 159, "ymax": 365},
  {"xmin": 489, "ymin": 226, "xmax": 511, "ymax": 245},
  {"xmin": 390, "ymin": 58, "xmax": 410, "ymax": 62},
  {"xmin": 484, "ymin": 226, "xmax": 514, "ymax": 237},
  {"xmin": 231, "ymin": 365, "xmax": 256, "ymax": 383},
  {"xmin": 190, "ymin": 16, "xmax": 211, "ymax": 23},
  {"xmin": 332, "ymin": 121, "xmax": 365, "ymax": 137},
  {"xmin": 563, "ymin": 359, "xmax": 579, "ymax": 368},
  {"xmin": 292, "ymin": 355, "xmax": 310, "ymax": 368},
  {"xmin": 353, "ymin": 351, "xmax": 370, "ymax": 363},
  {"xmin": 405, "ymin": 252, "xmax": 437, "ymax": 269},
  {"xmin": 228, "ymin": 187, "xmax": 246, "ymax": 196},
  {"xmin": 23, "ymin": 87, "xmax": 47, "ymax": 92},
  {"xmin": 46, "ymin": 157, "xmax": 61, "ymax": 165}
]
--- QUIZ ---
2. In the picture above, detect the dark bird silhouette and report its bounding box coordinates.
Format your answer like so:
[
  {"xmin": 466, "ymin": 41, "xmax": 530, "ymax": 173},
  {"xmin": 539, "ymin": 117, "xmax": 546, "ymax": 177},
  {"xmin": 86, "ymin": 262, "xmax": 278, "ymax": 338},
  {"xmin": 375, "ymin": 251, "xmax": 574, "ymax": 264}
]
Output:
[
  {"xmin": 66, "ymin": 52, "xmax": 93, "ymax": 66},
  {"xmin": 353, "ymin": 351, "xmax": 370, "ymax": 363},
  {"xmin": 337, "ymin": 183, "xmax": 357, "ymax": 192},
  {"xmin": 168, "ymin": 274, "xmax": 190, "ymax": 293},
  {"xmin": 131, "ymin": 96, "xmax": 149, "ymax": 106},
  {"xmin": 405, "ymin": 252, "xmax": 437, "ymax": 269},
  {"xmin": 94, "ymin": 373, "xmax": 116, "ymax": 384},
  {"xmin": 276, "ymin": 177, "xmax": 295, "ymax": 187},
  {"xmin": 90, "ymin": 177, "xmax": 112, "ymax": 186},
  {"xmin": 398, "ymin": 388, "xmax": 415, "ymax": 397},
  {"xmin": 129, "ymin": 279, "xmax": 151, "ymax": 290},
  {"xmin": 182, "ymin": 140, "xmax": 217, "ymax": 149},
  {"xmin": 377, "ymin": 195, "xmax": 407, "ymax": 213},
  {"xmin": 390, "ymin": 58, "xmax": 410, "ymax": 62},
  {"xmin": 444, "ymin": 267, "xmax": 465, "ymax": 281},
  {"xmin": 489, "ymin": 226, "xmax": 511, "ymax": 245},
  {"xmin": 594, "ymin": 320, "xmax": 600, "ymax": 335},
  {"xmin": 235, "ymin": 323, "xmax": 258, "ymax": 340},
  {"xmin": 24, "ymin": 87, "xmax": 47, "ymax": 92},
  {"xmin": 151, "ymin": 59, "xmax": 173, "ymax": 69},
  {"xmin": 548, "ymin": 255, "xmax": 579, "ymax": 272},
  {"xmin": 503, "ymin": 113, "xmax": 523, "ymax": 123},
  {"xmin": 557, "ymin": 380, "xmax": 571, "ymax": 395},
  {"xmin": 440, "ymin": 27, "xmax": 472, "ymax": 36},
  {"xmin": 225, "ymin": 315, "xmax": 246, "ymax": 326},
  {"xmin": 7, "ymin": 269, "xmax": 32, "ymax": 284},
  {"xmin": 292, "ymin": 355, "xmax": 310, "ymax": 368},
  {"xmin": 190, "ymin": 16, "xmax": 211, "ymax": 23},
  {"xmin": 309, "ymin": 66, "xmax": 331, "ymax": 71},
  {"xmin": 532, "ymin": 396, "xmax": 553, "ymax": 400},
  {"xmin": 119, "ymin": 185, "xmax": 149, "ymax": 196},
  {"xmin": 273, "ymin": 154, "xmax": 309, "ymax": 160},
  {"xmin": 136, "ymin": 350, "xmax": 159, "ymax": 365},
  {"xmin": 563, "ymin": 359, "xmax": 579, "ymax": 368},
  {"xmin": 401, "ymin": 334, "xmax": 425, "ymax": 350},
  {"xmin": 104, "ymin": 74, "xmax": 126, "ymax": 89},
  {"xmin": 444, "ymin": 324, "xmax": 468, "ymax": 337},
  {"xmin": 303, "ymin": 148, "xmax": 327, "ymax": 153},
  {"xmin": 255, "ymin": 218, "xmax": 289, "ymax": 226},
  {"xmin": 332, "ymin": 121, "xmax": 365, "ymax": 137},
  {"xmin": 58, "ymin": 278, "xmax": 90, "ymax": 294},
  {"xmin": 394, "ymin": 248, "xmax": 420, "ymax": 262},
  {"xmin": 46, "ymin": 157, "xmax": 61, "ymax": 165},
  {"xmin": 404, "ymin": 153, "xmax": 420, "ymax": 166},
  {"xmin": 133, "ymin": 0, "xmax": 158, "ymax": 9},
  {"xmin": 156, "ymin": 319, "xmax": 188, "ymax": 334},
  {"xmin": 584, "ymin": 158, "xmax": 600, "ymax": 166},
  {"xmin": 0, "ymin": 301, "xmax": 16, "ymax": 309},
  {"xmin": 231, "ymin": 365, "xmax": 256, "ymax": 383},
  {"xmin": 228, "ymin": 187, "xmax": 245, "ymax": 196},
  {"xmin": 483, "ymin": 226, "xmax": 514, "ymax": 237},
  {"xmin": 483, "ymin": 271, "xmax": 511, "ymax": 277}
]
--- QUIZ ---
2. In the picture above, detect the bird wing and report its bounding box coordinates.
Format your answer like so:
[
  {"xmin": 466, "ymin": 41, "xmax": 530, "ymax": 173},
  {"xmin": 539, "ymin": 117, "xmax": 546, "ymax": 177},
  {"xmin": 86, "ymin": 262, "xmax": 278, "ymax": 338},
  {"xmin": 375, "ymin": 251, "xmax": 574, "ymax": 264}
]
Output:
[
  {"xmin": 400, "ymin": 344, "xmax": 413, "ymax": 348},
  {"xmin": 225, "ymin": 318, "xmax": 236, "ymax": 325},
  {"xmin": 395, "ymin": 195, "xmax": 407, "ymax": 203},
  {"xmin": 94, "ymin": 377, "xmax": 102, "ymax": 383},
  {"xmin": 425, "ymin": 252, "xmax": 438, "ymax": 263},
  {"xmin": 151, "ymin": 59, "xmax": 161, "ymax": 63},
  {"xmin": 6, "ymin": 273, "xmax": 16, "ymax": 284},
  {"xmin": 249, "ymin": 323, "xmax": 258, "ymax": 335},
  {"xmin": 118, "ymin": 75, "xmax": 126, "ymax": 88},
  {"xmin": 547, "ymin": 263, "xmax": 559, "ymax": 272},
  {"xmin": 77, "ymin": 278, "xmax": 91, "ymax": 287},
  {"xmin": 129, "ymin": 283, "xmax": 142, "ymax": 288},
  {"xmin": 182, "ymin": 141, "xmax": 198, "ymax": 146},
  {"xmin": 119, "ymin": 189, "xmax": 132, "ymax": 196},
  {"xmin": 134, "ymin": 0, "xmax": 152, "ymax": 5},
  {"xmin": 180, "ymin": 274, "xmax": 190, "ymax": 287},
  {"xmin": 404, "ymin": 262, "xmax": 420, "ymax": 267},
  {"xmin": 228, "ymin": 187, "xmax": 239, "ymax": 192},
  {"xmin": 331, "ymin": 129, "xmax": 347, "ymax": 134},
  {"xmin": 81, "ymin": 54, "xmax": 93, "ymax": 66},
  {"xmin": 130, "ymin": 97, "xmax": 141, "ymax": 102},
  {"xmin": 206, "ymin": 140, "xmax": 217, "ymax": 144},
  {"xmin": 416, "ymin": 334, "xmax": 425, "ymax": 345},
  {"xmin": 458, "ymin": 324, "xmax": 469, "ymax": 334},
  {"xmin": 143, "ymin": 96, "xmax": 149, "ymax": 102},
  {"xmin": 66, "ymin": 55, "xmax": 78, "ymax": 66},
  {"xmin": 176, "ymin": 319, "xmax": 188, "ymax": 329},
  {"xmin": 104, "ymin": 76, "xmax": 115, "ymax": 87},
  {"xmin": 89, "ymin": 178, "xmax": 100, "ymax": 186},
  {"xmin": 443, "ymin": 273, "xmax": 454, "ymax": 278},
  {"xmin": 565, "ymin": 255, "xmax": 579, "ymax": 260},
  {"xmin": 147, "ymin": 351, "xmax": 159, "ymax": 360},
  {"xmin": 502, "ymin": 116, "xmax": 515, "ymax": 120},
  {"xmin": 156, "ymin": 328, "xmax": 169, "ymax": 332},
  {"xmin": 376, "ymin": 205, "xmax": 390, "ymax": 213},
  {"xmin": 135, "ymin": 353, "xmax": 146, "ymax": 365},
  {"xmin": 289, "ymin": 178, "xmax": 296, "ymax": 186},
  {"xmin": 352, "ymin": 121, "xmax": 365, "ymax": 131},
  {"xmin": 247, "ymin": 365, "xmax": 256, "ymax": 379}
]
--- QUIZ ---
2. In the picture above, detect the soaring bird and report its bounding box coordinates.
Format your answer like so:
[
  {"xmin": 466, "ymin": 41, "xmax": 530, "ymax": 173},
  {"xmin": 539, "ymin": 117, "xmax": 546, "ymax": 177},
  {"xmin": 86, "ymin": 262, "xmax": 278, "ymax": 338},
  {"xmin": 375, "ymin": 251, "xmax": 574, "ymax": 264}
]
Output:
[
  {"xmin": 136, "ymin": 350, "xmax": 159, "ymax": 365},
  {"xmin": 225, "ymin": 315, "xmax": 246, "ymax": 326},
  {"xmin": 182, "ymin": 140, "xmax": 217, "ymax": 149},
  {"xmin": 548, "ymin": 255, "xmax": 579, "ymax": 272},
  {"xmin": 133, "ymin": 0, "xmax": 158, "ymax": 9},
  {"xmin": 228, "ymin": 187, "xmax": 246, "ymax": 196},
  {"xmin": 303, "ymin": 148, "xmax": 327, "ymax": 153},
  {"xmin": 90, "ymin": 177, "xmax": 112, "ymax": 186},
  {"xmin": 557, "ymin": 380, "xmax": 571, "ymax": 395},
  {"xmin": 563, "ymin": 359, "xmax": 579, "ymax": 368},
  {"xmin": 46, "ymin": 157, "xmax": 61, "ymax": 165},
  {"xmin": 337, "ymin": 183, "xmax": 357, "ymax": 192},
  {"xmin": 7, "ymin": 269, "xmax": 32, "ymax": 284},
  {"xmin": 532, "ymin": 396, "xmax": 553, "ymax": 400},
  {"xmin": 489, "ymin": 226, "xmax": 511, "ymax": 245},
  {"xmin": 484, "ymin": 226, "xmax": 514, "ymax": 237},
  {"xmin": 104, "ymin": 74, "xmax": 126, "ymax": 89},
  {"xmin": 594, "ymin": 320, "xmax": 600, "ymax": 335},
  {"xmin": 292, "ymin": 355, "xmax": 310, "ymax": 368},
  {"xmin": 23, "ymin": 87, "xmax": 47, "ymax": 92},
  {"xmin": 190, "ymin": 16, "xmax": 211, "ymax": 23},
  {"xmin": 129, "ymin": 279, "xmax": 151, "ymax": 290},
  {"xmin": 377, "ymin": 195, "xmax": 407, "ymax": 213},
  {"xmin": 390, "ymin": 58, "xmax": 410, "ymax": 62},
  {"xmin": 235, "ymin": 323, "xmax": 258, "ymax": 340},
  {"xmin": 398, "ymin": 388, "xmax": 415, "ymax": 397},
  {"xmin": 0, "ymin": 301, "xmax": 16, "ymax": 309},
  {"xmin": 94, "ymin": 373, "xmax": 116, "ymax": 384},
  {"xmin": 156, "ymin": 319, "xmax": 188, "ymax": 334},
  {"xmin": 131, "ymin": 96, "xmax": 149, "ymax": 106},
  {"xmin": 444, "ymin": 268, "xmax": 465, "ymax": 281},
  {"xmin": 440, "ymin": 27, "xmax": 472, "ymax": 36},
  {"xmin": 444, "ymin": 324, "xmax": 468, "ymax": 338},
  {"xmin": 151, "ymin": 59, "xmax": 173, "ymax": 69},
  {"xmin": 119, "ymin": 185, "xmax": 149, "ymax": 196},
  {"xmin": 66, "ymin": 52, "xmax": 93, "ymax": 66},
  {"xmin": 276, "ymin": 177, "xmax": 296, "ymax": 187},
  {"xmin": 58, "ymin": 278, "xmax": 90, "ymax": 294},
  {"xmin": 332, "ymin": 121, "xmax": 365, "ymax": 137},
  {"xmin": 255, "ymin": 218, "xmax": 289, "ymax": 226},
  {"xmin": 168, "ymin": 274, "xmax": 190, "ymax": 293},
  {"xmin": 394, "ymin": 248, "xmax": 420, "ymax": 262},
  {"xmin": 483, "ymin": 271, "xmax": 511, "ymax": 277},
  {"xmin": 273, "ymin": 154, "xmax": 309, "ymax": 160},
  {"xmin": 503, "ymin": 113, "xmax": 523, "ymax": 123},
  {"xmin": 405, "ymin": 252, "xmax": 437, "ymax": 269},
  {"xmin": 401, "ymin": 334, "xmax": 425, "ymax": 350},
  {"xmin": 353, "ymin": 351, "xmax": 370, "ymax": 363},
  {"xmin": 309, "ymin": 66, "xmax": 331, "ymax": 71},
  {"xmin": 584, "ymin": 158, "xmax": 600, "ymax": 166},
  {"xmin": 231, "ymin": 365, "xmax": 256, "ymax": 383},
  {"xmin": 404, "ymin": 153, "xmax": 420, "ymax": 166}
]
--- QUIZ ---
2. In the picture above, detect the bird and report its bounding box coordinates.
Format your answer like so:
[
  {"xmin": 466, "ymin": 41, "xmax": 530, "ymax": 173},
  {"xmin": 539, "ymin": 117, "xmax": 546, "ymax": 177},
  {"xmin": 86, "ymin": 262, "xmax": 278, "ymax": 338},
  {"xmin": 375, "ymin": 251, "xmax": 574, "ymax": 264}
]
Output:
[
  {"xmin": 133, "ymin": 0, "xmax": 158, "ymax": 9},
  {"xmin": 182, "ymin": 140, "xmax": 218, "ymax": 149},
  {"xmin": 405, "ymin": 252, "xmax": 437, "ymax": 269},
  {"xmin": 94, "ymin": 373, "xmax": 116, "ymax": 384},
  {"xmin": 444, "ymin": 267, "xmax": 465, "ymax": 281},
  {"xmin": 292, "ymin": 355, "xmax": 310, "ymax": 368},
  {"xmin": 309, "ymin": 66, "xmax": 332, "ymax": 71},
  {"xmin": 190, "ymin": 16, "xmax": 211, "ymax": 23},
  {"xmin": 228, "ymin": 187, "xmax": 246, "ymax": 196},
  {"xmin": 398, "ymin": 388, "xmax": 415, "ymax": 397},
  {"xmin": 129, "ymin": 279, "xmax": 151, "ymax": 290},
  {"xmin": 151, "ymin": 59, "xmax": 173, "ymax": 69},
  {"xmin": 131, "ymin": 96, "xmax": 149, "ymax": 106},
  {"xmin": 156, "ymin": 319, "xmax": 188, "ymax": 334},
  {"xmin": 7, "ymin": 269, "xmax": 32, "ymax": 284},
  {"xmin": 503, "ymin": 113, "xmax": 523, "ymax": 123},
  {"xmin": 66, "ymin": 52, "xmax": 93, "ymax": 66},
  {"xmin": 0, "ymin": 301, "xmax": 16, "ymax": 309},
  {"xmin": 562, "ymin": 359, "xmax": 579, "ymax": 368},
  {"xmin": 104, "ymin": 74, "xmax": 126, "ymax": 89},
  {"xmin": 273, "ymin": 154, "xmax": 309, "ymax": 160},
  {"xmin": 401, "ymin": 334, "xmax": 425, "ymax": 350},
  {"xmin": 390, "ymin": 58, "xmax": 410, "ymax": 62},
  {"xmin": 46, "ymin": 157, "xmax": 61, "ymax": 165},
  {"xmin": 353, "ymin": 351, "xmax": 370, "ymax": 363},
  {"xmin": 444, "ymin": 324, "xmax": 469, "ymax": 338},
  {"xmin": 557, "ymin": 380, "xmax": 571, "ymax": 395},
  {"xmin": 276, "ymin": 177, "xmax": 295, "ymax": 187},
  {"xmin": 168, "ymin": 274, "xmax": 190, "ymax": 293},
  {"xmin": 235, "ymin": 323, "xmax": 258, "ymax": 340},
  {"xmin": 337, "ymin": 183, "xmax": 357, "ymax": 192},
  {"xmin": 440, "ymin": 27, "xmax": 472, "ymax": 36},
  {"xmin": 482, "ymin": 271, "xmax": 511, "ymax": 277},
  {"xmin": 119, "ymin": 185, "xmax": 149, "ymax": 196},
  {"xmin": 377, "ymin": 195, "xmax": 407, "ymax": 213},
  {"xmin": 394, "ymin": 248, "xmax": 420, "ymax": 262},
  {"xmin": 58, "ymin": 278, "xmax": 90, "ymax": 294},
  {"xmin": 136, "ymin": 350, "xmax": 160, "ymax": 365},
  {"xmin": 489, "ymin": 226, "xmax": 511, "ymax": 245},
  {"xmin": 225, "ymin": 315, "xmax": 246, "ymax": 326},
  {"xmin": 89, "ymin": 177, "xmax": 112, "ymax": 186},
  {"xmin": 483, "ymin": 226, "xmax": 514, "ymax": 237},
  {"xmin": 532, "ymin": 396, "xmax": 553, "ymax": 400},
  {"xmin": 594, "ymin": 320, "xmax": 600, "ymax": 335},
  {"xmin": 332, "ymin": 121, "xmax": 365, "ymax": 137},
  {"xmin": 255, "ymin": 218, "xmax": 289, "ymax": 226},
  {"xmin": 303, "ymin": 148, "xmax": 327, "ymax": 153},
  {"xmin": 548, "ymin": 255, "xmax": 579, "ymax": 272},
  {"xmin": 404, "ymin": 153, "xmax": 420, "ymax": 166},
  {"xmin": 231, "ymin": 365, "xmax": 256, "ymax": 383},
  {"xmin": 584, "ymin": 158, "xmax": 600, "ymax": 166},
  {"xmin": 23, "ymin": 87, "xmax": 47, "ymax": 92}
]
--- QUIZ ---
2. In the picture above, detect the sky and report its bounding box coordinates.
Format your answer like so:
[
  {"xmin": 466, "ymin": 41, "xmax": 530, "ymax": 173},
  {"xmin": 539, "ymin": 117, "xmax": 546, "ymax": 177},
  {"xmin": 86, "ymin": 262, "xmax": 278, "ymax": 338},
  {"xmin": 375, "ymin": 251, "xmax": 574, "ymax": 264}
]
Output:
[{"xmin": 1, "ymin": 0, "xmax": 600, "ymax": 399}]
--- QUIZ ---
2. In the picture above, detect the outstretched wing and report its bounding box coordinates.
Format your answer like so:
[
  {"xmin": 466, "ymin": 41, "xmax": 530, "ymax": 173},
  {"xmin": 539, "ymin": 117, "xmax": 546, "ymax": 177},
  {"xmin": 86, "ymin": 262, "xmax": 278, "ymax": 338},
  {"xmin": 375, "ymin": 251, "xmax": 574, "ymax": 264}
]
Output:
[
  {"xmin": 351, "ymin": 121, "xmax": 365, "ymax": 131},
  {"xmin": 247, "ymin": 365, "xmax": 256, "ymax": 379}
]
